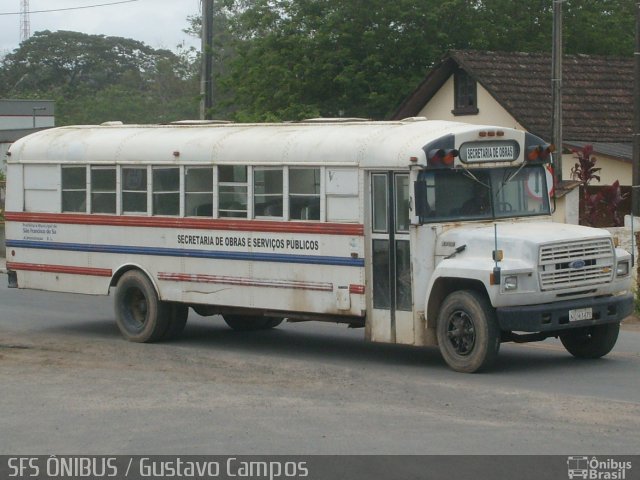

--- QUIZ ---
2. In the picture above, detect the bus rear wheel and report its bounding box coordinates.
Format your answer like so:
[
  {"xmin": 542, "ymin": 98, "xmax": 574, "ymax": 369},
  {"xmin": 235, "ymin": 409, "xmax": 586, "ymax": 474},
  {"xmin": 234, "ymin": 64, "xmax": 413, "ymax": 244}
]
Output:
[
  {"xmin": 223, "ymin": 315, "xmax": 283, "ymax": 331},
  {"xmin": 114, "ymin": 270, "xmax": 170, "ymax": 343},
  {"xmin": 162, "ymin": 303, "xmax": 189, "ymax": 340},
  {"xmin": 436, "ymin": 290, "xmax": 500, "ymax": 373},
  {"xmin": 560, "ymin": 323, "xmax": 619, "ymax": 359}
]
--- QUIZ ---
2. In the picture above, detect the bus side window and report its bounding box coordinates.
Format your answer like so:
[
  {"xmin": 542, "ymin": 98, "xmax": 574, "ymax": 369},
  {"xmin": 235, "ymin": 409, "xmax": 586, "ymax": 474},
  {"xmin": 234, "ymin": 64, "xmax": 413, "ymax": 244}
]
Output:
[
  {"xmin": 61, "ymin": 166, "xmax": 87, "ymax": 213},
  {"xmin": 152, "ymin": 167, "xmax": 180, "ymax": 216},
  {"xmin": 289, "ymin": 168, "xmax": 320, "ymax": 220},
  {"xmin": 218, "ymin": 165, "xmax": 248, "ymax": 218},
  {"xmin": 91, "ymin": 166, "xmax": 116, "ymax": 214},
  {"xmin": 122, "ymin": 167, "xmax": 148, "ymax": 214},
  {"xmin": 254, "ymin": 168, "xmax": 283, "ymax": 218},
  {"xmin": 185, "ymin": 166, "xmax": 213, "ymax": 217}
]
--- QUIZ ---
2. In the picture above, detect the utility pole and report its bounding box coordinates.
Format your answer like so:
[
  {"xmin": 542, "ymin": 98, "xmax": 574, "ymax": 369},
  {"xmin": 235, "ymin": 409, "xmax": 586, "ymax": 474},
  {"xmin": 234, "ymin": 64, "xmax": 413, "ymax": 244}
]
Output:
[
  {"xmin": 20, "ymin": 0, "xmax": 30, "ymax": 43},
  {"xmin": 200, "ymin": 0, "xmax": 214, "ymax": 120},
  {"xmin": 633, "ymin": 1, "xmax": 640, "ymax": 216},
  {"xmin": 551, "ymin": 0, "xmax": 563, "ymax": 186}
]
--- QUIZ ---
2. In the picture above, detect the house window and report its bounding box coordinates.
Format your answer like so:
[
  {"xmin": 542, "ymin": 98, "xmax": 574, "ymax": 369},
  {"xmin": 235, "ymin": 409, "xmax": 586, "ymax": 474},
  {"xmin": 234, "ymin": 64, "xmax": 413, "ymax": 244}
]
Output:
[{"xmin": 452, "ymin": 69, "xmax": 478, "ymax": 115}]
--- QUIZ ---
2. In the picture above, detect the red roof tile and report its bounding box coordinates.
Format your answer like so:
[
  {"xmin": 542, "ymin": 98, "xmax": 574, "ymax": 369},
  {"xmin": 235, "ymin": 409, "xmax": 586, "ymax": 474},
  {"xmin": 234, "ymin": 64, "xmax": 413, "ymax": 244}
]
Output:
[{"xmin": 393, "ymin": 50, "xmax": 634, "ymax": 143}]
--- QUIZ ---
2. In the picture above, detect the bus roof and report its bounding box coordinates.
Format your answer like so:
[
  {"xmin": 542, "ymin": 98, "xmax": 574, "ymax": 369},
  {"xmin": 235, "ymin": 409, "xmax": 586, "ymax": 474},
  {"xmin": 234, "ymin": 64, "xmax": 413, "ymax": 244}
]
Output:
[{"xmin": 7, "ymin": 119, "xmax": 525, "ymax": 168}]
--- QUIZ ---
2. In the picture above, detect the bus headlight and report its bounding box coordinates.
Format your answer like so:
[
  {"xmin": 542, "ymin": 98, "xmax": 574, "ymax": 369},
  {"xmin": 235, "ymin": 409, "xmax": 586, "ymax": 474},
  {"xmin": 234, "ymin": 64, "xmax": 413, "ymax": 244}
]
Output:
[
  {"xmin": 616, "ymin": 260, "xmax": 630, "ymax": 277},
  {"xmin": 504, "ymin": 275, "xmax": 518, "ymax": 291}
]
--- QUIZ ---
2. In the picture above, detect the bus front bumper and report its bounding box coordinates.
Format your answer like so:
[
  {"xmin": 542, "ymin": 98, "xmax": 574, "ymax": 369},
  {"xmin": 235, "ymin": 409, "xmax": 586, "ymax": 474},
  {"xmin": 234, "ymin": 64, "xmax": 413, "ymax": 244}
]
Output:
[{"xmin": 495, "ymin": 293, "xmax": 634, "ymax": 332}]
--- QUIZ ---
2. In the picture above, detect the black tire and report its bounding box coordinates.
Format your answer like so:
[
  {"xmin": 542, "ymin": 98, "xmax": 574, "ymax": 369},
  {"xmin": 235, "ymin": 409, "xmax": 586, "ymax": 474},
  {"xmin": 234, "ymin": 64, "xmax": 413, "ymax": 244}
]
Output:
[
  {"xmin": 560, "ymin": 323, "xmax": 620, "ymax": 359},
  {"xmin": 114, "ymin": 270, "xmax": 170, "ymax": 343},
  {"xmin": 264, "ymin": 317, "xmax": 284, "ymax": 328},
  {"xmin": 436, "ymin": 290, "xmax": 500, "ymax": 373},
  {"xmin": 223, "ymin": 315, "xmax": 283, "ymax": 331},
  {"xmin": 162, "ymin": 303, "xmax": 189, "ymax": 340}
]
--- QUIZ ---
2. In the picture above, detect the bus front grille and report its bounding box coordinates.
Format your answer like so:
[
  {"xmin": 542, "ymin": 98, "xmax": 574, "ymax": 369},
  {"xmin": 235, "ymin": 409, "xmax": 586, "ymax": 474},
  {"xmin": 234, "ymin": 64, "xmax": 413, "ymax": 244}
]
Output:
[{"xmin": 538, "ymin": 239, "xmax": 614, "ymax": 291}]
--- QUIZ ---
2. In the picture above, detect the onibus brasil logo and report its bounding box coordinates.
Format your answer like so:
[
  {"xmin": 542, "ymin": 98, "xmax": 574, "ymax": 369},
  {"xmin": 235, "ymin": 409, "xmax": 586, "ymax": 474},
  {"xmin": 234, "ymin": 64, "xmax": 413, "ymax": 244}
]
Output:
[{"xmin": 567, "ymin": 456, "xmax": 632, "ymax": 480}]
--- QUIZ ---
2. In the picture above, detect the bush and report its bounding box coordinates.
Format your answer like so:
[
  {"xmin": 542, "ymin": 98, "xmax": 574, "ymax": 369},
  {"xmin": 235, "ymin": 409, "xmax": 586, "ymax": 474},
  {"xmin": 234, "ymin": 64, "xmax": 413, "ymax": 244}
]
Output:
[{"xmin": 571, "ymin": 145, "xmax": 627, "ymax": 227}]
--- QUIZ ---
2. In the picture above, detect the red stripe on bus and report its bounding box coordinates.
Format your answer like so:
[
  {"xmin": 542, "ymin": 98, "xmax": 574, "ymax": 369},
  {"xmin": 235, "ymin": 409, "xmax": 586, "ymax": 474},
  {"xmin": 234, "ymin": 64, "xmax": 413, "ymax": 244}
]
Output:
[
  {"xmin": 158, "ymin": 272, "xmax": 334, "ymax": 292},
  {"xmin": 349, "ymin": 284, "xmax": 365, "ymax": 295},
  {"xmin": 5, "ymin": 212, "xmax": 364, "ymax": 236},
  {"xmin": 6, "ymin": 262, "xmax": 112, "ymax": 277}
]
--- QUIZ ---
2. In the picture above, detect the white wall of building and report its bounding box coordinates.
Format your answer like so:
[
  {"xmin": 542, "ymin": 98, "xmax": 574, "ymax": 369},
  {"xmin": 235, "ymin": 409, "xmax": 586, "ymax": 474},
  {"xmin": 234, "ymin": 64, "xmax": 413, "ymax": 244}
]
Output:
[
  {"xmin": 563, "ymin": 153, "xmax": 631, "ymax": 186},
  {"xmin": 0, "ymin": 116, "xmax": 55, "ymax": 130},
  {"xmin": 417, "ymin": 77, "xmax": 526, "ymax": 130}
]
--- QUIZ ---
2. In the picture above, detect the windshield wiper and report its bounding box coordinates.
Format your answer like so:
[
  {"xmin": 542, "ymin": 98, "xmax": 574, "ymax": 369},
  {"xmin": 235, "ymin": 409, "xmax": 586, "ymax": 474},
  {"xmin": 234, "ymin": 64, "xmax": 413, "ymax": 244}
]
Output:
[
  {"xmin": 495, "ymin": 162, "xmax": 527, "ymax": 197},
  {"xmin": 461, "ymin": 169, "xmax": 490, "ymax": 189}
]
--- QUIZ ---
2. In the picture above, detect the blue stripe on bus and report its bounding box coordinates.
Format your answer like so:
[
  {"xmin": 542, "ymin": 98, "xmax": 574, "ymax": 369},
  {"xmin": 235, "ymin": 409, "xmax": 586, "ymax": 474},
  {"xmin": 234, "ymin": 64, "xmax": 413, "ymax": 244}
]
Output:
[{"xmin": 6, "ymin": 240, "xmax": 366, "ymax": 267}]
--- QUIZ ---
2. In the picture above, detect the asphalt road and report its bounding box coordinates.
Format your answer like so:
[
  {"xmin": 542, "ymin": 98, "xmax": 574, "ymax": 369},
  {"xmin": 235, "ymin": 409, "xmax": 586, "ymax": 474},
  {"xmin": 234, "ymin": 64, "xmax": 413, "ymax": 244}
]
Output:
[{"xmin": 0, "ymin": 281, "xmax": 639, "ymax": 455}]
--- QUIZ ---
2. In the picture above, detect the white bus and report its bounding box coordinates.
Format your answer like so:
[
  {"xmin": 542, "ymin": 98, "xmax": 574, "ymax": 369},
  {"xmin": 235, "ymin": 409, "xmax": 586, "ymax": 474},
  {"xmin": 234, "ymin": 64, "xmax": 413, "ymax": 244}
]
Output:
[{"xmin": 4, "ymin": 118, "xmax": 634, "ymax": 372}]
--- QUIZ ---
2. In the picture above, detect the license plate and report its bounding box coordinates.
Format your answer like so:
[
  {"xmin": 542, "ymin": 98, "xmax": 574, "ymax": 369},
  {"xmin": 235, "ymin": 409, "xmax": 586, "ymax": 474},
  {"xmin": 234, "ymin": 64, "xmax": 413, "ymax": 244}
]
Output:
[{"xmin": 569, "ymin": 307, "xmax": 593, "ymax": 322}]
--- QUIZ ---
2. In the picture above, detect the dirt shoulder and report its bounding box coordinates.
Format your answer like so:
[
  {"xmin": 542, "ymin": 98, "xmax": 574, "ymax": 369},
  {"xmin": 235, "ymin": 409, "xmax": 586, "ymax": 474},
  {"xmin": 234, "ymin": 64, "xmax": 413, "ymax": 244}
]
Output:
[{"xmin": 622, "ymin": 314, "xmax": 640, "ymax": 331}]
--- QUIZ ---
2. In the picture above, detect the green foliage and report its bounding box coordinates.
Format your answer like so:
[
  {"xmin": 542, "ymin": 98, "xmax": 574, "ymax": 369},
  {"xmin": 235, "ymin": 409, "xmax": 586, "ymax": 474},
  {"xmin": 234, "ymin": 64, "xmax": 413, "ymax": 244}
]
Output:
[
  {"xmin": 1, "ymin": 1, "xmax": 633, "ymax": 125},
  {"xmin": 0, "ymin": 30, "xmax": 200, "ymax": 125},
  {"xmin": 200, "ymin": 0, "xmax": 634, "ymax": 121},
  {"xmin": 564, "ymin": 0, "xmax": 634, "ymax": 55}
]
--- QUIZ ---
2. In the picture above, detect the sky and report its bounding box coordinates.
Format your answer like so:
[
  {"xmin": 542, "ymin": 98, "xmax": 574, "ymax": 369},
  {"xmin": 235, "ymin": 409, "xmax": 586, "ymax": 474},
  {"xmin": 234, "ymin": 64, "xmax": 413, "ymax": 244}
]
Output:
[{"xmin": 0, "ymin": 0, "xmax": 202, "ymax": 56}]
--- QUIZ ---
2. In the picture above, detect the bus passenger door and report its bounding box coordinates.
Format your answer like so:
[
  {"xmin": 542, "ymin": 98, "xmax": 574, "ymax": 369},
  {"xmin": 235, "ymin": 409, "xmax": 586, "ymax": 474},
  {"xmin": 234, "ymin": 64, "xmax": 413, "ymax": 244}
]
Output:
[{"xmin": 369, "ymin": 172, "xmax": 413, "ymax": 344}]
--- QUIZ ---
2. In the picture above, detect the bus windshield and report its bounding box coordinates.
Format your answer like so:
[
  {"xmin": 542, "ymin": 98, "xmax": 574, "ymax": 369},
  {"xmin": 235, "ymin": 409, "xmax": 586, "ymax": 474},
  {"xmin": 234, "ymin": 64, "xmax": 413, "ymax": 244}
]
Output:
[{"xmin": 415, "ymin": 165, "xmax": 550, "ymax": 223}]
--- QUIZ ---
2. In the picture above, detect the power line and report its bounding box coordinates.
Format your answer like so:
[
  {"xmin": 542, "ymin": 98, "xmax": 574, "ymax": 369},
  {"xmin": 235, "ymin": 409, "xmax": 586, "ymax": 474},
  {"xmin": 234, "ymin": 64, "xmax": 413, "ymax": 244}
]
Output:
[{"xmin": 0, "ymin": 0, "xmax": 139, "ymax": 16}]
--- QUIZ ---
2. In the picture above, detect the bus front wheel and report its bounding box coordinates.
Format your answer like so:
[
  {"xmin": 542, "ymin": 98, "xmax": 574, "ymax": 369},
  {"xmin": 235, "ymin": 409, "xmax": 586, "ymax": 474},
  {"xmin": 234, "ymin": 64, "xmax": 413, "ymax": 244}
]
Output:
[
  {"xmin": 114, "ymin": 270, "xmax": 170, "ymax": 343},
  {"xmin": 436, "ymin": 290, "xmax": 500, "ymax": 373},
  {"xmin": 560, "ymin": 323, "xmax": 619, "ymax": 359}
]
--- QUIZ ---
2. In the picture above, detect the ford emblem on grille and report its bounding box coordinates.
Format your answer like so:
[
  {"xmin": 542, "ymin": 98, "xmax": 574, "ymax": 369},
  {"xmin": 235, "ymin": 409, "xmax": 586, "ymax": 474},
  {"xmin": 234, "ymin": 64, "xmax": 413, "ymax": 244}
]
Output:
[{"xmin": 569, "ymin": 259, "xmax": 586, "ymax": 269}]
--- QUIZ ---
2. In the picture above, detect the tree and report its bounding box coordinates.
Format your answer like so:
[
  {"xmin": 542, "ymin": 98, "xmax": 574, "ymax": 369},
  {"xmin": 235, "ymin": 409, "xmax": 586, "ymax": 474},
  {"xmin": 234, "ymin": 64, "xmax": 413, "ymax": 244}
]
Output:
[
  {"xmin": 0, "ymin": 30, "xmax": 200, "ymax": 124},
  {"xmin": 208, "ymin": 0, "xmax": 450, "ymax": 120},
  {"xmin": 564, "ymin": 0, "xmax": 634, "ymax": 55},
  {"xmin": 195, "ymin": 0, "xmax": 634, "ymax": 121}
]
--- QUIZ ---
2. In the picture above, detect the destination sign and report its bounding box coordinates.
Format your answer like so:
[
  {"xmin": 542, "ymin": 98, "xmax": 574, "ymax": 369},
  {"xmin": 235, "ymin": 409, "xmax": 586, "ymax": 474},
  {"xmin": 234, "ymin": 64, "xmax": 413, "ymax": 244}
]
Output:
[{"xmin": 459, "ymin": 141, "xmax": 520, "ymax": 163}]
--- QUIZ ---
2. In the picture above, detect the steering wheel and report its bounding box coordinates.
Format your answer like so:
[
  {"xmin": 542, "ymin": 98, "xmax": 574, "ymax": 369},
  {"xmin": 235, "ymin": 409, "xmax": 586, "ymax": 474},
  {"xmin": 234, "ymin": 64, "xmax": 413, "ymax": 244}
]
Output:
[{"xmin": 497, "ymin": 202, "xmax": 513, "ymax": 213}]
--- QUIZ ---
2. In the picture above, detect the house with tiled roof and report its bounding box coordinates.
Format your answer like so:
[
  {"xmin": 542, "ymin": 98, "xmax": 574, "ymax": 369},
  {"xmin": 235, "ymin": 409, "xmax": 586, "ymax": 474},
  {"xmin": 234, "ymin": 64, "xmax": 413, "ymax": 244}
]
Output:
[{"xmin": 392, "ymin": 50, "xmax": 633, "ymax": 224}]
